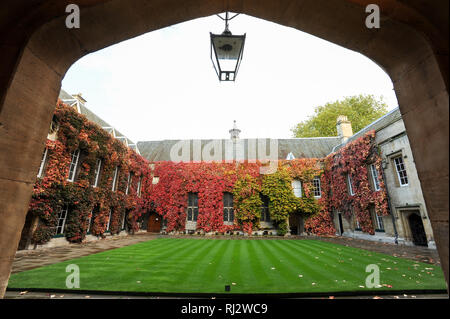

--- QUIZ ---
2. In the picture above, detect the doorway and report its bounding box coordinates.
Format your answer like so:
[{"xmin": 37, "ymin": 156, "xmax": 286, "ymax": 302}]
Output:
[
  {"xmin": 408, "ymin": 213, "xmax": 428, "ymax": 247},
  {"xmin": 147, "ymin": 212, "xmax": 161, "ymax": 233},
  {"xmin": 338, "ymin": 213, "xmax": 344, "ymax": 236}
]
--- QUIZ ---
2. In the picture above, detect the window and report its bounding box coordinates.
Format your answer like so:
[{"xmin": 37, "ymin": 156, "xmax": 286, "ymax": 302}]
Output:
[
  {"xmin": 223, "ymin": 192, "xmax": 234, "ymax": 223},
  {"xmin": 112, "ymin": 166, "xmax": 119, "ymax": 192},
  {"xmin": 67, "ymin": 149, "xmax": 80, "ymax": 182},
  {"xmin": 137, "ymin": 176, "xmax": 143, "ymax": 197},
  {"xmin": 92, "ymin": 159, "xmax": 102, "ymax": 187},
  {"xmin": 313, "ymin": 177, "xmax": 321, "ymax": 198},
  {"xmin": 125, "ymin": 172, "xmax": 133, "ymax": 195},
  {"xmin": 106, "ymin": 209, "xmax": 112, "ymax": 231},
  {"xmin": 369, "ymin": 164, "xmax": 381, "ymax": 191},
  {"xmin": 87, "ymin": 206, "xmax": 98, "ymax": 234},
  {"xmin": 393, "ymin": 156, "xmax": 408, "ymax": 186},
  {"xmin": 56, "ymin": 205, "xmax": 69, "ymax": 235},
  {"xmin": 291, "ymin": 180, "xmax": 302, "ymax": 198},
  {"xmin": 355, "ymin": 218, "xmax": 361, "ymax": 230},
  {"xmin": 346, "ymin": 173, "xmax": 355, "ymax": 196},
  {"xmin": 187, "ymin": 193, "xmax": 198, "ymax": 222},
  {"xmin": 121, "ymin": 211, "xmax": 128, "ymax": 230},
  {"xmin": 260, "ymin": 194, "xmax": 270, "ymax": 222},
  {"xmin": 370, "ymin": 205, "xmax": 385, "ymax": 231},
  {"xmin": 37, "ymin": 147, "xmax": 48, "ymax": 178}
]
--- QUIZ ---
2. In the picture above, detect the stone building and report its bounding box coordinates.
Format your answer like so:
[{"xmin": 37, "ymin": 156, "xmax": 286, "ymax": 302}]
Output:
[
  {"xmin": 20, "ymin": 89, "xmax": 435, "ymax": 250},
  {"xmin": 18, "ymin": 90, "xmax": 144, "ymax": 250},
  {"xmin": 331, "ymin": 109, "xmax": 436, "ymax": 248},
  {"xmin": 137, "ymin": 108, "xmax": 435, "ymax": 249}
]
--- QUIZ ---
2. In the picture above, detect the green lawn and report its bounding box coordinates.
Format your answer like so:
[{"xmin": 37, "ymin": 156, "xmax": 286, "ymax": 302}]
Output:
[{"xmin": 7, "ymin": 238, "xmax": 447, "ymax": 294}]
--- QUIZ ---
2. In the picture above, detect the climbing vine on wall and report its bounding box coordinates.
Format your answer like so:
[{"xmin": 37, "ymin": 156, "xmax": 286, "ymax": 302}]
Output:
[
  {"xmin": 315, "ymin": 130, "xmax": 389, "ymax": 235},
  {"xmin": 29, "ymin": 101, "xmax": 149, "ymax": 245}
]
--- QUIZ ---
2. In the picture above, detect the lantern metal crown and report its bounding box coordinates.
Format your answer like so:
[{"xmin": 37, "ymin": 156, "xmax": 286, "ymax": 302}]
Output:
[{"xmin": 210, "ymin": 12, "xmax": 246, "ymax": 81}]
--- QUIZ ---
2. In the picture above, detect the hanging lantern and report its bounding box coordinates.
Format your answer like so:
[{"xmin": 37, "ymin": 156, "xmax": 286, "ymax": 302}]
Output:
[{"xmin": 210, "ymin": 12, "xmax": 246, "ymax": 81}]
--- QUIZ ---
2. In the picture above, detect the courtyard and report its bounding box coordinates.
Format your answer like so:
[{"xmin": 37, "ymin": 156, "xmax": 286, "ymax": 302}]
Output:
[{"xmin": 7, "ymin": 234, "xmax": 447, "ymax": 297}]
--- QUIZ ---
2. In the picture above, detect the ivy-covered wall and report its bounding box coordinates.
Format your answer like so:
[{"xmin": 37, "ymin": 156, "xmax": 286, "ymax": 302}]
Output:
[
  {"xmin": 29, "ymin": 101, "xmax": 149, "ymax": 245},
  {"xmin": 28, "ymin": 101, "xmax": 389, "ymax": 245},
  {"xmin": 143, "ymin": 131, "xmax": 389, "ymax": 237}
]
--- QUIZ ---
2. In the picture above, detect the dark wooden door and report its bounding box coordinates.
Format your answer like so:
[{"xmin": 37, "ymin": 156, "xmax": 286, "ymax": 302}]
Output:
[
  {"xmin": 408, "ymin": 213, "xmax": 428, "ymax": 246},
  {"xmin": 147, "ymin": 213, "xmax": 161, "ymax": 233}
]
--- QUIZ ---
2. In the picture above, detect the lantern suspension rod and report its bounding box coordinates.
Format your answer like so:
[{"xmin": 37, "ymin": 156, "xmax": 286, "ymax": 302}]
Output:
[{"xmin": 216, "ymin": 12, "xmax": 240, "ymax": 32}]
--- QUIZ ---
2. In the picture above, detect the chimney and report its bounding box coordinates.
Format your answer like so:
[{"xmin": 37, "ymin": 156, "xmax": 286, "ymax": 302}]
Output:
[
  {"xmin": 336, "ymin": 115, "xmax": 353, "ymax": 143},
  {"xmin": 229, "ymin": 120, "xmax": 241, "ymax": 142}
]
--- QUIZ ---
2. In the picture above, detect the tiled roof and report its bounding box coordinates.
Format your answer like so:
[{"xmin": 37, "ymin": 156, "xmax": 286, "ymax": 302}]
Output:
[{"xmin": 137, "ymin": 137, "xmax": 341, "ymax": 162}]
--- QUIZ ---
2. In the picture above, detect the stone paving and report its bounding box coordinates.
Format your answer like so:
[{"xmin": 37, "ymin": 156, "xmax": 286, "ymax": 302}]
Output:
[{"xmin": 11, "ymin": 232, "xmax": 159, "ymax": 274}]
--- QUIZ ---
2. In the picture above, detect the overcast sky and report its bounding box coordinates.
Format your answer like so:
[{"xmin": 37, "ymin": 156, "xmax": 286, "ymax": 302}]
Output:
[{"xmin": 61, "ymin": 13, "xmax": 398, "ymax": 143}]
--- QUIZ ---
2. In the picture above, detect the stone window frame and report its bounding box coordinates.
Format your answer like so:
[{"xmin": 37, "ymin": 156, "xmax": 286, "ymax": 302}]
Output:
[{"xmin": 392, "ymin": 155, "xmax": 409, "ymax": 187}]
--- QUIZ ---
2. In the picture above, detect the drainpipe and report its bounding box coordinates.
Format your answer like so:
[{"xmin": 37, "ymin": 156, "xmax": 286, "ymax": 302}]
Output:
[{"xmin": 380, "ymin": 160, "xmax": 398, "ymax": 245}]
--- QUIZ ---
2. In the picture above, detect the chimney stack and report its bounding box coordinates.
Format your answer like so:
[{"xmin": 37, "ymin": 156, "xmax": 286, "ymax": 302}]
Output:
[{"xmin": 336, "ymin": 115, "xmax": 353, "ymax": 143}]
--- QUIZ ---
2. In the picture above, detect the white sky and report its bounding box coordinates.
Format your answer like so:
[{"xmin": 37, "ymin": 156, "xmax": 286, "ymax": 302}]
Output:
[{"xmin": 61, "ymin": 13, "xmax": 398, "ymax": 143}]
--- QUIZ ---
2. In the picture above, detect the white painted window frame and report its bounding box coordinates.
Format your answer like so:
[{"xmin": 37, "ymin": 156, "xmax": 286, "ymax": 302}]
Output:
[
  {"xmin": 106, "ymin": 209, "xmax": 112, "ymax": 231},
  {"xmin": 137, "ymin": 176, "xmax": 142, "ymax": 197},
  {"xmin": 112, "ymin": 166, "xmax": 119, "ymax": 192},
  {"xmin": 291, "ymin": 179, "xmax": 302, "ymax": 198},
  {"xmin": 369, "ymin": 164, "xmax": 381, "ymax": 191},
  {"xmin": 37, "ymin": 147, "xmax": 48, "ymax": 178},
  {"xmin": 125, "ymin": 172, "xmax": 132, "ymax": 195},
  {"xmin": 347, "ymin": 173, "xmax": 355, "ymax": 196},
  {"xmin": 67, "ymin": 149, "xmax": 80, "ymax": 182},
  {"xmin": 313, "ymin": 177, "xmax": 322, "ymax": 198},
  {"xmin": 93, "ymin": 158, "xmax": 102, "ymax": 188},
  {"xmin": 56, "ymin": 205, "xmax": 69, "ymax": 235},
  {"xmin": 393, "ymin": 156, "xmax": 409, "ymax": 186}
]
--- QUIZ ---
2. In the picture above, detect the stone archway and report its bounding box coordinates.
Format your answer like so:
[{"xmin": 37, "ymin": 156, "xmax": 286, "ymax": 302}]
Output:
[
  {"xmin": 0, "ymin": 0, "xmax": 448, "ymax": 296},
  {"xmin": 408, "ymin": 212, "xmax": 428, "ymax": 247}
]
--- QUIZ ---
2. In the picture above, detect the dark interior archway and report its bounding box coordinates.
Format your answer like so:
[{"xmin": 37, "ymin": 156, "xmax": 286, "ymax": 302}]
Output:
[
  {"xmin": 408, "ymin": 213, "xmax": 428, "ymax": 247},
  {"xmin": 0, "ymin": 0, "xmax": 448, "ymax": 296}
]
